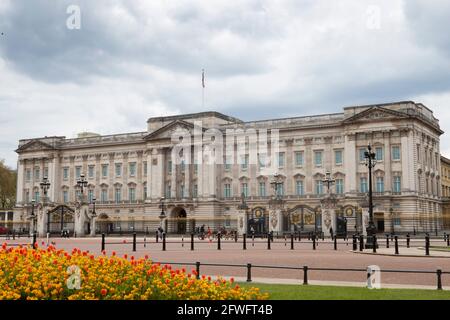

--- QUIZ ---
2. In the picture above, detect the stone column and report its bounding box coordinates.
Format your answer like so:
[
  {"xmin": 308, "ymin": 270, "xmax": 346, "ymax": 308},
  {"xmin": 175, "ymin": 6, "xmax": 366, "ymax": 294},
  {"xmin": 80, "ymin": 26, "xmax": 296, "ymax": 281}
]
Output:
[
  {"xmin": 95, "ymin": 154, "xmax": 102, "ymax": 199},
  {"xmin": 285, "ymin": 139, "xmax": 294, "ymax": 195},
  {"xmin": 136, "ymin": 150, "xmax": 143, "ymax": 201},
  {"xmin": 401, "ymin": 129, "xmax": 411, "ymax": 191},
  {"xmin": 49, "ymin": 154, "xmax": 60, "ymax": 203},
  {"xmin": 145, "ymin": 149, "xmax": 152, "ymax": 201},
  {"xmin": 304, "ymin": 138, "xmax": 313, "ymax": 193},
  {"xmin": 37, "ymin": 204, "xmax": 48, "ymax": 237},
  {"xmin": 151, "ymin": 148, "xmax": 164, "ymax": 200},
  {"xmin": 16, "ymin": 159, "xmax": 25, "ymax": 204},
  {"xmin": 384, "ymin": 131, "xmax": 392, "ymax": 192},
  {"xmin": 108, "ymin": 153, "xmax": 115, "ymax": 200},
  {"xmin": 321, "ymin": 209, "xmax": 336, "ymax": 237},
  {"xmin": 170, "ymin": 148, "xmax": 177, "ymax": 199},
  {"xmin": 344, "ymin": 134, "xmax": 356, "ymax": 193}
]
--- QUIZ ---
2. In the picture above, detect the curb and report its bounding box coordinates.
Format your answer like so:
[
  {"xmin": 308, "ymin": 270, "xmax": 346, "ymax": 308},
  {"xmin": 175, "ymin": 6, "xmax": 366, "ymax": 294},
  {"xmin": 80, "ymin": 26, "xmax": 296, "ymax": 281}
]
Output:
[{"xmin": 350, "ymin": 250, "xmax": 450, "ymax": 259}]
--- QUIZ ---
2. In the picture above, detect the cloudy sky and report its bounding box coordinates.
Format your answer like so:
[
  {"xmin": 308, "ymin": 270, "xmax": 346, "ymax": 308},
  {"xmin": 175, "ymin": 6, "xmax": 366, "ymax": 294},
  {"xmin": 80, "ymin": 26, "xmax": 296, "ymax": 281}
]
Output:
[{"xmin": 1, "ymin": 0, "xmax": 450, "ymax": 168}]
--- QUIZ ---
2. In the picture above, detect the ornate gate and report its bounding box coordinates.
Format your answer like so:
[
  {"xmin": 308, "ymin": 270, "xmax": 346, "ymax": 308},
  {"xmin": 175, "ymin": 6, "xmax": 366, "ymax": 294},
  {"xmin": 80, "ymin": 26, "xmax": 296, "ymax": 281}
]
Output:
[{"xmin": 47, "ymin": 205, "xmax": 75, "ymax": 236}]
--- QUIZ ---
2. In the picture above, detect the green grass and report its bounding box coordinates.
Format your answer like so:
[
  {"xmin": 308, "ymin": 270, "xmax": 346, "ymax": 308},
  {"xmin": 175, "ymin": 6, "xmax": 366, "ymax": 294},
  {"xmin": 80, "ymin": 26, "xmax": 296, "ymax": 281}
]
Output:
[
  {"xmin": 239, "ymin": 283, "xmax": 450, "ymax": 300},
  {"xmin": 429, "ymin": 246, "xmax": 450, "ymax": 252}
]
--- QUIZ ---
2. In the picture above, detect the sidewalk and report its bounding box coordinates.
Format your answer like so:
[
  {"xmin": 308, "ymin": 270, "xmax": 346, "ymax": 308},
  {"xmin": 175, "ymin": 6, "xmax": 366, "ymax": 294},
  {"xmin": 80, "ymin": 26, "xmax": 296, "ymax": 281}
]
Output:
[
  {"xmin": 219, "ymin": 275, "xmax": 449, "ymax": 291},
  {"xmin": 352, "ymin": 247, "xmax": 450, "ymax": 258}
]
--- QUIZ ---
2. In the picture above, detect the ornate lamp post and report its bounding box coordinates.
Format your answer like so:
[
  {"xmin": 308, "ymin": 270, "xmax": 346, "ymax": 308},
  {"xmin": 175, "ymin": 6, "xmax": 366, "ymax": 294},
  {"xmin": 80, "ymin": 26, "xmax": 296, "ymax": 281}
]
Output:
[
  {"xmin": 29, "ymin": 199, "xmax": 37, "ymax": 246},
  {"xmin": 364, "ymin": 144, "xmax": 377, "ymax": 248},
  {"xmin": 76, "ymin": 174, "xmax": 88, "ymax": 202},
  {"xmin": 90, "ymin": 197, "xmax": 97, "ymax": 236},
  {"xmin": 321, "ymin": 171, "xmax": 337, "ymax": 237},
  {"xmin": 269, "ymin": 173, "xmax": 285, "ymax": 234},
  {"xmin": 40, "ymin": 176, "xmax": 51, "ymax": 233},
  {"xmin": 40, "ymin": 176, "xmax": 51, "ymax": 204}
]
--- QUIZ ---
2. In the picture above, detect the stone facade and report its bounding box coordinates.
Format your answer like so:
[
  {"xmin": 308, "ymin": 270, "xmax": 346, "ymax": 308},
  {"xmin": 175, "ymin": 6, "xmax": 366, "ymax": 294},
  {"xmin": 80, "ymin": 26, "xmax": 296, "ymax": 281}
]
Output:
[
  {"xmin": 440, "ymin": 156, "xmax": 450, "ymax": 229},
  {"xmin": 13, "ymin": 101, "xmax": 445, "ymax": 236}
]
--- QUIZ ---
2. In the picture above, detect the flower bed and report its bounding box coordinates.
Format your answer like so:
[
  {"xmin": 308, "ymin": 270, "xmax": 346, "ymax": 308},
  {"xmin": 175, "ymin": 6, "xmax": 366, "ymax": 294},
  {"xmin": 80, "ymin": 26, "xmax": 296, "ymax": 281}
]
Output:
[{"xmin": 0, "ymin": 243, "xmax": 268, "ymax": 300}]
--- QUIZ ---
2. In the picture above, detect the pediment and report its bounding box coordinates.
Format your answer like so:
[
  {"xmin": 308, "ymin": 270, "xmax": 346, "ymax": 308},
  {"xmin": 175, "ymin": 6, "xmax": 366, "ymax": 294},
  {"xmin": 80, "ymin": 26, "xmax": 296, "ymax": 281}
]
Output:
[
  {"xmin": 144, "ymin": 120, "xmax": 201, "ymax": 141},
  {"xmin": 343, "ymin": 107, "xmax": 408, "ymax": 124},
  {"xmin": 16, "ymin": 140, "xmax": 57, "ymax": 153}
]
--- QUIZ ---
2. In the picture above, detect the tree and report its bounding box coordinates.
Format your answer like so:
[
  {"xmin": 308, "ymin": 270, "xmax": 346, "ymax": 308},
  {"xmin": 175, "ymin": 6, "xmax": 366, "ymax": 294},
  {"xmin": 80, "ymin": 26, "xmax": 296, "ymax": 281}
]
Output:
[{"xmin": 0, "ymin": 159, "xmax": 16, "ymax": 209}]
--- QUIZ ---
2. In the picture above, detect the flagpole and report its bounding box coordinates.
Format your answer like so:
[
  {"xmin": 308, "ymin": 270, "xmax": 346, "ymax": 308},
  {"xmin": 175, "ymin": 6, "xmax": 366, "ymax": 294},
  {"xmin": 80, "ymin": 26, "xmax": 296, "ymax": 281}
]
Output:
[{"xmin": 202, "ymin": 69, "xmax": 205, "ymax": 108}]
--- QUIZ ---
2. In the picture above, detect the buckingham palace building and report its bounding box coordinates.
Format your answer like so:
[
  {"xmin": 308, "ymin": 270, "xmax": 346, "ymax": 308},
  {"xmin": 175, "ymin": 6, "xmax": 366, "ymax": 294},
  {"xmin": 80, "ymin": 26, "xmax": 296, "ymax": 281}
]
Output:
[{"xmin": 13, "ymin": 101, "xmax": 445, "ymax": 237}]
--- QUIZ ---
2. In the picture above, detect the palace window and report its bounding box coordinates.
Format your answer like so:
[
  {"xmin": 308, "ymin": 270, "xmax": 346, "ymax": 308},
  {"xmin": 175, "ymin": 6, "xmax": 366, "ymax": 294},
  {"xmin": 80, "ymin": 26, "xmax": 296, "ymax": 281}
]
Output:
[
  {"xmin": 240, "ymin": 155, "xmax": 249, "ymax": 170},
  {"xmin": 242, "ymin": 183, "xmax": 249, "ymax": 197},
  {"xmin": 259, "ymin": 182, "xmax": 266, "ymax": 197},
  {"xmin": 180, "ymin": 184, "xmax": 185, "ymax": 198},
  {"xmin": 26, "ymin": 169, "xmax": 31, "ymax": 182},
  {"xmin": 277, "ymin": 183, "xmax": 285, "ymax": 196},
  {"xmin": 278, "ymin": 152, "xmax": 285, "ymax": 168},
  {"xmin": 102, "ymin": 164, "xmax": 108, "ymax": 178},
  {"xmin": 296, "ymin": 180, "xmax": 304, "ymax": 195},
  {"xmin": 63, "ymin": 191, "xmax": 68, "ymax": 203},
  {"xmin": 392, "ymin": 146, "xmax": 401, "ymax": 161},
  {"xmin": 335, "ymin": 150, "xmax": 343, "ymax": 165},
  {"xmin": 335, "ymin": 179, "xmax": 344, "ymax": 194},
  {"xmin": 129, "ymin": 187, "xmax": 136, "ymax": 202},
  {"xmin": 88, "ymin": 165, "xmax": 95, "ymax": 178},
  {"xmin": 375, "ymin": 147, "xmax": 383, "ymax": 161},
  {"xmin": 166, "ymin": 185, "xmax": 171, "ymax": 198},
  {"xmin": 376, "ymin": 177, "xmax": 384, "ymax": 193},
  {"xmin": 143, "ymin": 186, "xmax": 147, "ymax": 199},
  {"xmin": 393, "ymin": 176, "xmax": 401, "ymax": 193},
  {"xmin": 75, "ymin": 166, "xmax": 81, "ymax": 179},
  {"xmin": 115, "ymin": 188, "xmax": 122, "ymax": 203},
  {"xmin": 101, "ymin": 189, "xmax": 108, "ymax": 203},
  {"xmin": 315, "ymin": 180, "xmax": 323, "ymax": 195},
  {"xmin": 314, "ymin": 151, "xmax": 323, "ymax": 167},
  {"xmin": 143, "ymin": 161, "xmax": 147, "ymax": 176},
  {"xmin": 224, "ymin": 156, "xmax": 232, "ymax": 171},
  {"xmin": 258, "ymin": 154, "xmax": 267, "ymax": 168},
  {"xmin": 63, "ymin": 167, "xmax": 69, "ymax": 181},
  {"xmin": 360, "ymin": 177, "xmax": 368, "ymax": 193},
  {"xmin": 34, "ymin": 167, "xmax": 40, "ymax": 180},
  {"xmin": 115, "ymin": 163, "xmax": 122, "ymax": 177},
  {"xmin": 168, "ymin": 160, "xmax": 172, "ymax": 174},
  {"xmin": 359, "ymin": 149, "xmax": 366, "ymax": 162},
  {"xmin": 129, "ymin": 162, "xmax": 136, "ymax": 177},
  {"xmin": 43, "ymin": 167, "xmax": 48, "ymax": 178},
  {"xmin": 224, "ymin": 184, "xmax": 231, "ymax": 198},
  {"xmin": 295, "ymin": 151, "xmax": 304, "ymax": 166}
]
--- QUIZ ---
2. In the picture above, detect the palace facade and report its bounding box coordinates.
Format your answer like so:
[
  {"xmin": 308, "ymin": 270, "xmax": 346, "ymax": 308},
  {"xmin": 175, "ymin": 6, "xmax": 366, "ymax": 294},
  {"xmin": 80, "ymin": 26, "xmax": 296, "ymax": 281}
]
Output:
[{"xmin": 13, "ymin": 101, "xmax": 445, "ymax": 236}]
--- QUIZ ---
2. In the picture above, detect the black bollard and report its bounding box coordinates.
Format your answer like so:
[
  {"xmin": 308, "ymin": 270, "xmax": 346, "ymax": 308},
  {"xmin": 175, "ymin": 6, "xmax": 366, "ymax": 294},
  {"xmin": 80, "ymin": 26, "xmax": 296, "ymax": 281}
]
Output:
[
  {"xmin": 291, "ymin": 233, "xmax": 294, "ymax": 250},
  {"xmin": 437, "ymin": 269, "xmax": 443, "ymax": 290},
  {"xmin": 425, "ymin": 235, "xmax": 430, "ymax": 256},
  {"xmin": 284, "ymin": 235, "xmax": 287, "ymax": 247},
  {"xmin": 312, "ymin": 234, "xmax": 316, "ymax": 250},
  {"xmin": 352, "ymin": 235, "xmax": 357, "ymax": 251},
  {"xmin": 217, "ymin": 233, "xmax": 221, "ymax": 250},
  {"xmin": 133, "ymin": 233, "xmax": 137, "ymax": 252},
  {"xmin": 267, "ymin": 233, "xmax": 271, "ymax": 250},
  {"xmin": 298, "ymin": 232, "xmax": 301, "ymax": 242},
  {"xmin": 406, "ymin": 233, "xmax": 410, "ymax": 248},
  {"xmin": 182, "ymin": 236, "xmax": 184, "ymax": 247},
  {"xmin": 447, "ymin": 234, "xmax": 450, "ymax": 247},
  {"xmin": 395, "ymin": 236, "xmax": 399, "ymax": 255},
  {"xmin": 386, "ymin": 234, "xmax": 390, "ymax": 248},
  {"xmin": 191, "ymin": 233, "xmax": 194, "ymax": 251},
  {"xmin": 252, "ymin": 235, "xmax": 255, "ymax": 247},
  {"xmin": 32, "ymin": 232, "xmax": 37, "ymax": 249},
  {"xmin": 101, "ymin": 233, "xmax": 105, "ymax": 252},
  {"xmin": 235, "ymin": 232, "xmax": 238, "ymax": 243},
  {"xmin": 359, "ymin": 235, "xmax": 364, "ymax": 251},
  {"xmin": 247, "ymin": 263, "xmax": 252, "ymax": 282},
  {"xmin": 195, "ymin": 262, "xmax": 200, "ymax": 280},
  {"xmin": 156, "ymin": 231, "xmax": 159, "ymax": 243},
  {"xmin": 303, "ymin": 266, "xmax": 308, "ymax": 285},
  {"xmin": 243, "ymin": 233, "xmax": 247, "ymax": 250},
  {"xmin": 373, "ymin": 235, "xmax": 377, "ymax": 253},
  {"xmin": 334, "ymin": 236, "xmax": 337, "ymax": 250},
  {"xmin": 162, "ymin": 232, "xmax": 166, "ymax": 251}
]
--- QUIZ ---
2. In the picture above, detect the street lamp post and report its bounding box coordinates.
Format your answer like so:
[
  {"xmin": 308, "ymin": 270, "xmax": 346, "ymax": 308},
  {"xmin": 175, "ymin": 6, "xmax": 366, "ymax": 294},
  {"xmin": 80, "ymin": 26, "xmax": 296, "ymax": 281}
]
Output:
[
  {"xmin": 269, "ymin": 173, "xmax": 285, "ymax": 235},
  {"xmin": 40, "ymin": 176, "xmax": 51, "ymax": 233},
  {"xmin": 364, "ymin": 145, "xmax": 377, "ymax": 248},
  {"xmin": 29, "ymin": 199, "xmax": 37, "ymax": 246},
  {"xmin": 390, "ymin": 207, "xmax": 395, "ymax": 235},
  {"xmin": 321, "ymin": 171, "xmax": 337, "ymax": 237},
  {"xmin": 90, "ymin": 197, "xmax": 97, "ymax": 235}
]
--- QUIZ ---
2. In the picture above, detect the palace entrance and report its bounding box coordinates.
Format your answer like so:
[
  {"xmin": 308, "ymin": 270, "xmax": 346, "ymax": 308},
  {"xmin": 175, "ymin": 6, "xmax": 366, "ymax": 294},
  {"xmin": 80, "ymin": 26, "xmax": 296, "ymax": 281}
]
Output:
[
  {"xmin": 171, "ymin": 207, "xmax": 187, "ymax": 234},
  {"xmin": 247, "ymin": 207, "xmax": 268, "ymax": 235},
  {"xmin": 47, "ymin": 205, "xmax": 75, "ymax": 236}
]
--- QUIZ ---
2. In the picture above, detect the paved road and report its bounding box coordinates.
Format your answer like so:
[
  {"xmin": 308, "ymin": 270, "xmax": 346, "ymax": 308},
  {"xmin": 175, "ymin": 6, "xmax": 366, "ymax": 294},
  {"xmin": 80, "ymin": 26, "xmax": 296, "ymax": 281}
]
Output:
[{"xmin": 4, "ymin": 236, "xmax": 450, "ymax": 289}]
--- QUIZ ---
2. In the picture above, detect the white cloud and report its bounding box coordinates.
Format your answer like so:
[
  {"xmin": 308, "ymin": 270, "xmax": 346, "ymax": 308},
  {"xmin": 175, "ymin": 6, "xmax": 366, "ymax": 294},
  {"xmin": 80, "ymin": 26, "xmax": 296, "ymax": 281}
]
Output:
[{"xmin": 1, "ymin": 0, "xmax": 450, "ymax": 168}]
